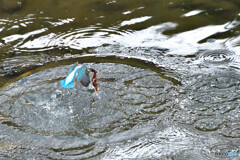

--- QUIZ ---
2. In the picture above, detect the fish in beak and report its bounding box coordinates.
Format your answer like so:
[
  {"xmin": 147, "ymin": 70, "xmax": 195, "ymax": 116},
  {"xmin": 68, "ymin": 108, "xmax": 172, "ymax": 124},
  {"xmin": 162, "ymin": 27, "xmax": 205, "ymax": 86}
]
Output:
[{"xmin": 88, "ymin": 68, "xmax": 98, "ymax": 92}]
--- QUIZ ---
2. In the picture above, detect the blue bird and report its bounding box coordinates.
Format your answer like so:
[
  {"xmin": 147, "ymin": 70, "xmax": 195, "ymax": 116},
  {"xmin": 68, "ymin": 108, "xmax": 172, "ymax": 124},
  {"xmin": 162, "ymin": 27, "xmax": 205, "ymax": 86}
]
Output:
[{"xmin": 61, "ymin": 62, "xmax": 98, "ymax": 91}]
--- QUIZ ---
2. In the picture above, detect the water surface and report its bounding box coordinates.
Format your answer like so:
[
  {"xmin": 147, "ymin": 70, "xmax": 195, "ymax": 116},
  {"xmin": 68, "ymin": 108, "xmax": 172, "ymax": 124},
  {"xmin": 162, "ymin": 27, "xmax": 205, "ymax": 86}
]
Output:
[{"xmin": 0, "ymin": 0, "xmax": 240, "ymax": 159}]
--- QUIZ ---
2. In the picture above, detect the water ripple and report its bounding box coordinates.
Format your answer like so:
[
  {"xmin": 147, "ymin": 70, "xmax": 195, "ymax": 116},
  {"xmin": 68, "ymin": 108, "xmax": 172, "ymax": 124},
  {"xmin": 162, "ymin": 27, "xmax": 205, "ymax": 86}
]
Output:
[
  {"xmin": 0, "ymin": 0, "xmax": 240, "ymax": 159},
  {"xmin": 0, "ymin": 63, "xmax": 177, "ymax": 137},
  {"xmin": 202, "ymin": 143, "xmax": 240, "ymax": 159},
  {"xmin": 175, "ymin": 69, "xmax": 240, "ymax": 135},
  {"xmin": 102, "ymin": 126, "xmax": 204, "ymax": 159},
  {"xmin": 49, "ymin": 137, "xmax": 105, "ymax": 159},
  {"xmin": 194, "ymin": 118, "xmax": 224, "ymax": 131},
  {"xmin": 198, "ymin": 49, "xmax": 236, "ymax": 65}
]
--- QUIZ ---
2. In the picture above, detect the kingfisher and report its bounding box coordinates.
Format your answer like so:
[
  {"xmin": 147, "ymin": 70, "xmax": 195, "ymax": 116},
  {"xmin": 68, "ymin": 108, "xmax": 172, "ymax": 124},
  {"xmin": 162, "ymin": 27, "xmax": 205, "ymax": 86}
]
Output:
[{"xmin": 60, "ymin": 62, "xmax": 98, "ymax": 92}]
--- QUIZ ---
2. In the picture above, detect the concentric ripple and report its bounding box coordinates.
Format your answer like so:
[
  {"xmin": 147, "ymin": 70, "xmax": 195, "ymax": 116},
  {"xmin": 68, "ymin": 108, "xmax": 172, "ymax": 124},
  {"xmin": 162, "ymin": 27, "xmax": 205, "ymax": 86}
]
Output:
[
  {"xmin": 0, "ymin": 63, "xmax": 177, "ymax": 137},
  {"xmin": 198, "ymin": 49, "xmax": 236, "ymax": 65},
  {"xmin": 174, "ymin": 68, "xmax": 240, "ymax": 135},
  {"xmin": 202, "ymin": 143, "xmax": 240, "ymax": 159}
]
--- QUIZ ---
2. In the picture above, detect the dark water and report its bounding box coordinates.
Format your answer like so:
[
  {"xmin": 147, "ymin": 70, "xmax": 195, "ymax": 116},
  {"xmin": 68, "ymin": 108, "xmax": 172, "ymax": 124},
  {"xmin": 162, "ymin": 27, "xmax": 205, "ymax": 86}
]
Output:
[{"xmin": 0, "ymin": 0, "xmax": 240, "ymax": 159}]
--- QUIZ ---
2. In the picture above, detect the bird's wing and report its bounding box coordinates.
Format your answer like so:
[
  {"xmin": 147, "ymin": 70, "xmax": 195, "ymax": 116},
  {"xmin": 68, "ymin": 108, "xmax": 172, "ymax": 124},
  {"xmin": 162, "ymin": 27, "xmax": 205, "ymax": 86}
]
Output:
[
  {"xmin": 64, "ymin": 68, "xmax": 78, "ymax": 86},
  {"xmin": 80, "ymin": 72, "xmax": 90, "ymax": 87},
  {"xmin": 61, "ymin": 65, "xmax": 81, "ymax": 88},
  {"xmin": 67, "ymin": 62, "xmax": 78, "ymax": 76},
  {"xmin": 60, "ymin": 79, "xmax": 75, "ymax": 88},
  {"xmin": 76, "ymin": 65, "xmax": 88, "ymax": 82}
]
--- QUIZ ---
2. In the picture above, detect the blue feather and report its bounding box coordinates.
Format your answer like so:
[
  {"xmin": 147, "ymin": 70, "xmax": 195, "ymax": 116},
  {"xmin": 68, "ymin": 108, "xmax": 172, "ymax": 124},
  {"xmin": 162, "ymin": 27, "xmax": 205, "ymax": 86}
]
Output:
[
  {"xmin": 76, "ymin": 65, "xmax": 88, "ymax": 82},
  {"xmin": 61, "ymin": 64, "xmax": 90, "ymax": 89},
  {"xmin": 61, "ymin": 79, "xmax": 75, "ymax": 88},
  {"xmin": 67, "ymin": 62, "xmax": 78, "ymax": 76}
]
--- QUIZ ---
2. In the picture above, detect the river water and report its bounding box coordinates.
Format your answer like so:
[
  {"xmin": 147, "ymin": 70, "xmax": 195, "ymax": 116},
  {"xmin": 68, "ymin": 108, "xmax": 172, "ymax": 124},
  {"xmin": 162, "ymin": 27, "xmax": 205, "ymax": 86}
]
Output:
[{"xmin": 0, "ymin": 0, "xmax": 240, "ymax": 159}]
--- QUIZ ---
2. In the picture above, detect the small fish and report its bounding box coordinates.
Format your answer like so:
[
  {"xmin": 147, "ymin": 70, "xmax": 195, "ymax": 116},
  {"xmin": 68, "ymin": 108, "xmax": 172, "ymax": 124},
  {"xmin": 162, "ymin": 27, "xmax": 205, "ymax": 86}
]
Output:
[
  {"xmin": 88, "ymin": 68, "xmax": 98, "ymax": 92},
  {"xmin": 61, "ymin": 62, "xmax": 98, "ymax": 91}
]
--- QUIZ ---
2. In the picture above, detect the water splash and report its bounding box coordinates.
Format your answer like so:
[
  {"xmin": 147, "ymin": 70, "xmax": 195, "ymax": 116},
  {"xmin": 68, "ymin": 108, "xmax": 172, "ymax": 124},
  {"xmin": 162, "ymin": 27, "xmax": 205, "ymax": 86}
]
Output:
[{"xmin": 0, "ymin": 63, "xmax": 178, "ymax": 137}]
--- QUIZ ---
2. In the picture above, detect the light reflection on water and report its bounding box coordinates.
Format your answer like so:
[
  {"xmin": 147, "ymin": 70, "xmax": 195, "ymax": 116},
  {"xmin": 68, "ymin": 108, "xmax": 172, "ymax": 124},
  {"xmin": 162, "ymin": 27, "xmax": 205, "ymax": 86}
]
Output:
[{"xmin": 0, "ymin": 0, "xmax": 240, "ymax": 159}]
